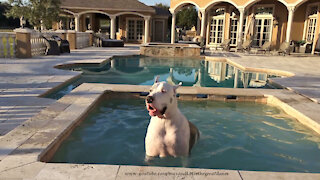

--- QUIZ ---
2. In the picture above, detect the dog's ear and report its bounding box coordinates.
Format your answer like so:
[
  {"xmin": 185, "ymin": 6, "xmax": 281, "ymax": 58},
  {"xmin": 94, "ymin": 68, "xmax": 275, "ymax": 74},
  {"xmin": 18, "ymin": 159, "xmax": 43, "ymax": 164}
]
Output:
[
  {"xmin": 154, "ymin": 76, "xmax": 160, "ymax": 84},
  {"xmin": 173, "ymin": 82, "xmax": 182, "ymax": 94}
]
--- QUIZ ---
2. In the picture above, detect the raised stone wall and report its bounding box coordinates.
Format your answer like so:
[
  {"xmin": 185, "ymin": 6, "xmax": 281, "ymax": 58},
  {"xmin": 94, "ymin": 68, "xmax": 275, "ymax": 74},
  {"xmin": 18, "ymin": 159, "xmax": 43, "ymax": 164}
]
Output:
[{"xmin": 140, "ymin": 43, "xmax": 201, "ymax": 57}]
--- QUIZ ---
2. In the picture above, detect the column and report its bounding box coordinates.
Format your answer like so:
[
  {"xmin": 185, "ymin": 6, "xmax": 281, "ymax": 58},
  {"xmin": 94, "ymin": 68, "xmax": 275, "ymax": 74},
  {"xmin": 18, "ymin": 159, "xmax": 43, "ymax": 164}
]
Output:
[
  {"xmin": 237, "ymin": 8, "xmax": 245, "ymax": 46},
  {"xmin": 171, "ymin": 12, "xmax": 176, "ymax": 44},
  {"xmin": 75, "ymin": 14, "xmax": 80, "ymax": 32},
  {"xmin": 13, "ymin": 28, "xmax": 33, "ymax": 58},
  {"xmin": 200, "ymin": 9, "xmax": 206, "ymax": 38},
  {"xmin": 312, "ymin": 6, "xmax": 320, "ymax": 54},
  {"xmin": 144, "ymin": 16, "xmax": 151, "ymax": 44},
  {"xmin": 110, "ymin": 15, "xmax": 116, "ymax": 39},
  {"xmin": 197, "ymin": 11, "xmax": 201, "ymax": 36},
  {"xmin": 286, "ymin": 6, "xmax": 295, "ymax": 42},
  {"xmin": 234, "ymin": 67, "xmax": 238, "ymax": 88}
]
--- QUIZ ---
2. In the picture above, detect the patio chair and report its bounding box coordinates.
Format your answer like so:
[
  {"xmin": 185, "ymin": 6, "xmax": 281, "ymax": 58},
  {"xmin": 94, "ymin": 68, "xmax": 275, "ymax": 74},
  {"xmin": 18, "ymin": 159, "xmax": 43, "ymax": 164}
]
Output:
[
  {"xmin": 52, "ymin": 35, "xmax": 70, "ymax": 53},
  {"xmin": 237, "ymin": 40, "xmax": 252, "ymax": 53},
  {"xmin": 94, "ymin": 33, "xmax": 124, "ymax": 47},
  {"xmin": 257, "ymin": 41, "xmax": 271, "ymax": 54},
  {"xmin": 278, "ymin": 42, "xmax": 290, "ymax": 56},
  {"xmin": 216, "ymin": 39, "xmax": 231, "ymax": 51}
]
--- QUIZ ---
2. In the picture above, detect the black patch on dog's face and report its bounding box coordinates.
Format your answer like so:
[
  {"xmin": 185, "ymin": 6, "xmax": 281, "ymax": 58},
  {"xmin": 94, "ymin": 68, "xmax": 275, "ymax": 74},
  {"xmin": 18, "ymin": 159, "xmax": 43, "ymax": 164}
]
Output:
[{"xmin": 161, "ymin": 106, "xmax": 167, "ymax": 115}]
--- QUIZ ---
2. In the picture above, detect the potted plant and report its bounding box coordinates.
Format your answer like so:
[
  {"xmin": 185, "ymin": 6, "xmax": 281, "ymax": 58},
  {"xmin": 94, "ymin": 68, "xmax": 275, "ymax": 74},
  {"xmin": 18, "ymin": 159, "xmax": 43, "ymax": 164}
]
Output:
[{"xmin": 295, "ymin": 40, "xmax": 306, "ymax": 53}]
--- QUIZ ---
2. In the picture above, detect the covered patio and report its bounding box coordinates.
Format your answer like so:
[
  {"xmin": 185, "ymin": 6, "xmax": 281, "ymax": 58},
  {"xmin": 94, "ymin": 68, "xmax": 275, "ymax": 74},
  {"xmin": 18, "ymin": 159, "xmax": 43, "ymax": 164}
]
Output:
[{"xmin": 56, "ymin": 0, "xmax": 169, "ymax": 43}]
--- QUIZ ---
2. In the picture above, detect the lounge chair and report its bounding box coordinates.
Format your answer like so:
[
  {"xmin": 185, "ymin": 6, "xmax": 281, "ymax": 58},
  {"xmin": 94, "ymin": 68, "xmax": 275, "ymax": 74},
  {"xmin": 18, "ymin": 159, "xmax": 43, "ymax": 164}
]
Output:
[
  {"xmin": 94, "ymin": 33, "xmax": 124, "ymax": 47},
  {"xmin": 278, "ymin": 42, "xmax": 290, "ymax": 56},
  {"xmin": 216, "ymin": 39, "xmax": 231, "ymax": 51},
  {"xmin": 237, "ymin": 40, "xmax": 252, "ymax": 53},
  {"xmin": 256, "ymin": 41, "xmax": 271, "ymax": 54}
]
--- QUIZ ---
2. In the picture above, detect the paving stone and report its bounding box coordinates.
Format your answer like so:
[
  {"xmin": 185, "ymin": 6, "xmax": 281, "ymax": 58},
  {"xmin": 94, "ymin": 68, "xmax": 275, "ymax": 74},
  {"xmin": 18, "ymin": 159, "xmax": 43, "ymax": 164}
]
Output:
[
  {"xmin": 116, "ymin": 165, "xmax": 240, "ymax": 180},
  {"xmin": 0, "ymin": 162, "xmax": 44, "ymax": 179},
  {"xmin": 35, "ymin": 163, "xmax": 119, "ymax": 180},
  {"xmin": 239, "ymin": 170, "xmax": 320, "ymax": 180}
]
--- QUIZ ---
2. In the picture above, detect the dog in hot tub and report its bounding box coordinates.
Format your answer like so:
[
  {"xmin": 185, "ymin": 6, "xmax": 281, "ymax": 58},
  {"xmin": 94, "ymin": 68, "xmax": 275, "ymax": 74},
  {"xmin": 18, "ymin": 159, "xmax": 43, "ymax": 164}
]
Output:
[{"xmin": 145, "ymin": 76, "xmax": 200, "ymax": 158}]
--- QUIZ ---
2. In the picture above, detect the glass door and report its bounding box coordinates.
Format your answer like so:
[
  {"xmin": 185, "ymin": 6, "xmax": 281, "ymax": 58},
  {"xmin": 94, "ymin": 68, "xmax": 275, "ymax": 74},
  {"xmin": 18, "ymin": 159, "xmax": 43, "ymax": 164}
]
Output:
[
  {"xmin": 253, "ymin": 18, "xmax": 272, "ymax": 47},
  {"xmin": 127, "ymin": 19, "xmax": 144, "ymax": 41},
  {"xmin": 253, "ymin": 6, "xmax": 273, "ymax": 47},
  {"xmin": 305, "ymin": 5, "xmax": 318, "ymax": 42},
  {"xmin": 209, "ymin": 18, "xmax": 224, "ymax": 44},
  {"xmin": 128, "ymin": 20, "xmax": 135, "ymax": 40},
  {"xmin": 209, "ymin": 8, "xmax": 225, "ymax": 45},
  {"xmin": 230, "ymin": 19, "xmax": 238, "ymax": 45}
]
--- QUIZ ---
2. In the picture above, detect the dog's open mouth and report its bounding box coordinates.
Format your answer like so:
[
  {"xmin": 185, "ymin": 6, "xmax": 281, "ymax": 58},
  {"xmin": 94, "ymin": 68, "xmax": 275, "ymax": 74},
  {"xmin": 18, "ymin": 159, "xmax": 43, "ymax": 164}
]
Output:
[
  {"xmin": 146, "ymin": 103, "xmax": 166, "ymax": 118},
  {"xmin": 146, "ymin": 103, "xmax": 158, "ymax": 116}
]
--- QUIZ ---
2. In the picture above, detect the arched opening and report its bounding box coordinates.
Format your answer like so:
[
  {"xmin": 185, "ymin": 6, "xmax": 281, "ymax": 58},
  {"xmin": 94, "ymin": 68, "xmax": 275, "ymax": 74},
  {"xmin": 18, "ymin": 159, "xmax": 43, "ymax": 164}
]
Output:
[
  {"xmin": 292, "ymin": 0, "xmax": 320, "ymax": 54},
  {"xmin": 113, "ymin": 12, "xmax": 147, "ymax": 43},
  {"xmin": 241, "ymin": 0, "xmax": 289, "ymax": 49},
  {"xmin": 204, "ymin": 1, "xmax": 241, "ymax": 48},
  {"xmin": 170, "ymin": 2, "xmax": 201, "ymax": 43}
]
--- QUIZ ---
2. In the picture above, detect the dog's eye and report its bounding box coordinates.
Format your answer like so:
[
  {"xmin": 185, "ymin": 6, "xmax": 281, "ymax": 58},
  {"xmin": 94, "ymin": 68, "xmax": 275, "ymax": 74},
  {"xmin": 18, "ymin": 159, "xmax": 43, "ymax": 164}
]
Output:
[
  {"xmin": 149, "ymin": 89, "xmax": 152, "ymax": 92},
  {"xmin": 161, "ymin": 89, "xmax": 167, "ymax": 93}
]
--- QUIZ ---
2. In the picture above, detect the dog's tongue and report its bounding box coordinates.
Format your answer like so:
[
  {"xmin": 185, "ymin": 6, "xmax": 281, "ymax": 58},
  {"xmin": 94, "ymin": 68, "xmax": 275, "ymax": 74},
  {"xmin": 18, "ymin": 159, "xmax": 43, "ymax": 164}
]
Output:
[{"xmin": 147, "ymin": 104, "xmax": 163, "ymax": 117}]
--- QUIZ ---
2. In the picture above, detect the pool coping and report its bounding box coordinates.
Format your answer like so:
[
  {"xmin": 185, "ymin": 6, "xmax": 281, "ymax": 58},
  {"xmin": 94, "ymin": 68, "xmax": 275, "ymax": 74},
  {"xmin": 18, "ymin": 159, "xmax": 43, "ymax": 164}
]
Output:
[{"xmin": 0, "ymin": 83, "xmax": 320, "ymax": 179}]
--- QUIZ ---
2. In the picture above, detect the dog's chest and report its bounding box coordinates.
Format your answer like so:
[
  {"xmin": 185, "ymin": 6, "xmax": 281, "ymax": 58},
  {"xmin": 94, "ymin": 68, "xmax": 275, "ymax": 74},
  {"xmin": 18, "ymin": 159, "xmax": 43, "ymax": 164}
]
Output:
[{"xmin": 145, "ymin": 117, "xmax": 189, "ymax": 157}]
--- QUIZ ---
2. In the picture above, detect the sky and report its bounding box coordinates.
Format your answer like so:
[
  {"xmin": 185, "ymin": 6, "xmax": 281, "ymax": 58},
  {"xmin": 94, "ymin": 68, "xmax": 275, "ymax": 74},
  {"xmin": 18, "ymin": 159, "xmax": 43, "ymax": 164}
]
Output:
[
  {"xmin": 139, "ymin": 0, "xmax": 170, "ymax": 6},
  {"xmin": 0, "ymin": 0, "xmax": 171, "ymax": 6}
]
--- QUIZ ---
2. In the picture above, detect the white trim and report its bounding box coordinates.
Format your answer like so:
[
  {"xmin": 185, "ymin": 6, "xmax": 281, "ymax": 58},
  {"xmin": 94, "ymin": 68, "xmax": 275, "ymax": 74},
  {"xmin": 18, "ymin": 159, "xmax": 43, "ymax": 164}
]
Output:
[
  {"xmin": 303, "ymin": 3, "xmax": 320, "ymax": 42},
  {"xmin": 114, "ymin": 12, "xmax": 146, "ymax": 18},
  {"xmin": 243, "ymin": 0, "xmax": 288, "ymax": 10},
  {"xmin": 252, "ymin": 4, "xmax": 274, "ymax": 46},
  {"xmin": 77, "ymin": 10, "xmax": 111, "ymax": 17},
  {"xmin": 170, "ymin": 1, "xmax": 200, "ymax": 13},
  {"xmin": 207, "ymin": 6, "xmax": 226, "ymax": 46},
  {"xmin": 203, "ymin": 0, "xmax": 240, "ymax": 11},
  {"xmin": 126, "ymin": 17, "xmax": 144, "ymax": 42},
  {"xmin": 62, "ymin": 9, "xmax": 76, "ymax": 16}
]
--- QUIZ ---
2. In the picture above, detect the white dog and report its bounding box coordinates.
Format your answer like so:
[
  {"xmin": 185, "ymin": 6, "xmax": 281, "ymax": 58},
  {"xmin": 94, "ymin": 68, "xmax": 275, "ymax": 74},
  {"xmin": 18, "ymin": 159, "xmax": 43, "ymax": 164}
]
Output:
[{"xmin": 145, "ymin": 76, "xmax": 200, "ymax": 158}]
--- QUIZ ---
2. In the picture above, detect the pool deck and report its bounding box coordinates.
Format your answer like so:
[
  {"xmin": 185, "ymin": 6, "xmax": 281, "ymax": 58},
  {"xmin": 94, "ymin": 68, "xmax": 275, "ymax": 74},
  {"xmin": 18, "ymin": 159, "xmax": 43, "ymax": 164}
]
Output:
[{"xmin": 0, "ymin": 45, "xmax": 320, "ymax": 179}]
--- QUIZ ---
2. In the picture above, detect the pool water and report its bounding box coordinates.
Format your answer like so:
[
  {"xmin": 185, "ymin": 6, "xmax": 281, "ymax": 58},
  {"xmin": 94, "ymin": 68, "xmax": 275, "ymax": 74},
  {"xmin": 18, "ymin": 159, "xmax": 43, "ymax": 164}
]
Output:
[
  {"xmin": 48, "ymin": 56, "xmax": 281, "ymax": 99},
  {"xmin": 51, "ymin": 98, "xmax": 320, "ymax": 172}
]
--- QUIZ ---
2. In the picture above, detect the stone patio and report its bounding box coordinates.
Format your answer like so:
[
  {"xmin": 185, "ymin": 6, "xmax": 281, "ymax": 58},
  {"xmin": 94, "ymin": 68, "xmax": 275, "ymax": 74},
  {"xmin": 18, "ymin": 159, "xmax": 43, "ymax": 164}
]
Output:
[{"xmin": 0, "ymin": 45, "xmax": 320, "ymax": 179}]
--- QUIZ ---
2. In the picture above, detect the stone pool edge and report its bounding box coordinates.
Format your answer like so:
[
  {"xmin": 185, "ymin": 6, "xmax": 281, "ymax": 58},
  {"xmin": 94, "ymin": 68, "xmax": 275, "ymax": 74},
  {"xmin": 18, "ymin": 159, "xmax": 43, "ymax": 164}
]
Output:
[{"xmin": 0, "ymin": 84, "xmax": 320, "ymax": 179}]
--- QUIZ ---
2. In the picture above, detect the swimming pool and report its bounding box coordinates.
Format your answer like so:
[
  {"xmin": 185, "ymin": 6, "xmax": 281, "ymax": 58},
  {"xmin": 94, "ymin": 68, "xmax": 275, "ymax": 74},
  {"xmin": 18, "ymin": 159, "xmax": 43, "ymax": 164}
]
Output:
[
  {"xmin": 51, "ymin": 97, "xmax": 320, "ymax": 172},
  {"xmin": 47, "ymin": 56, "xmax": 282, "ymax": 99}
]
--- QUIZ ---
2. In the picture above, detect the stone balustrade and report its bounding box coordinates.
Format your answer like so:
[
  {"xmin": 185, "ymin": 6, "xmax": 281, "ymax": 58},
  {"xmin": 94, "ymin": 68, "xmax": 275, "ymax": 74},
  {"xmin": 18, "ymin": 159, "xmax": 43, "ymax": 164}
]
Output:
[
  {"xmin": 76, "ymin": 32, "xmax": 90, "ymax": 49},
  {"xmin": 1, "ymin": 28, "xmax": 93, "ymax": 58},
  {"xmin": 31, "ymin": 31, "xmax": 47, "ymax": 57},
  {"xmin": 0, "ymin": 32, "xmax": 16, "ymax": 58}
]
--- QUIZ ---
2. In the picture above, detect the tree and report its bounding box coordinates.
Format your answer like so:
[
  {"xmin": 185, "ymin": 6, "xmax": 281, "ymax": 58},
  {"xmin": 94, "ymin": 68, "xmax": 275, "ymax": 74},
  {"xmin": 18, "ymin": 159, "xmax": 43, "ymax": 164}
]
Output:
[
  {"xmin": 154, "ymin": 3, "xmax": 169, "ymax": 10},
  {"xmin": 0, "ymin": 2, "xmax": 20, "ymax": 29},
  {"xmin": 176, "ymin": 6, "xmax": 197, "ymax": 30},
  {"xmin": 6, "ymin": 0, "xmax": 61, "ymax": 30}
]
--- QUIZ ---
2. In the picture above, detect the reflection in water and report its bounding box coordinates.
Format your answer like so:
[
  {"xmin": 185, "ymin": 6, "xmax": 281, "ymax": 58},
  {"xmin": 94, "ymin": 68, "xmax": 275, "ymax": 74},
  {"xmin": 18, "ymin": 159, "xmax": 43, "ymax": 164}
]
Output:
[
  {"xmin": 76, "ymin": 56, "xmax": 279, "ymax": 88},
  {"xmin": 49, "ymin": 56, "xmax": 281, "ymax": 99}
]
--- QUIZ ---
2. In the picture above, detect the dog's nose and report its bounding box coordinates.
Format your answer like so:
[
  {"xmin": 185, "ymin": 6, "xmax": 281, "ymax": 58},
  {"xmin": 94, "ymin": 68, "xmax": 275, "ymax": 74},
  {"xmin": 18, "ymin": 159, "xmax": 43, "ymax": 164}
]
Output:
[{"xmin": 146, "ymin": 96, "xmax": 153, "ymax": 103}]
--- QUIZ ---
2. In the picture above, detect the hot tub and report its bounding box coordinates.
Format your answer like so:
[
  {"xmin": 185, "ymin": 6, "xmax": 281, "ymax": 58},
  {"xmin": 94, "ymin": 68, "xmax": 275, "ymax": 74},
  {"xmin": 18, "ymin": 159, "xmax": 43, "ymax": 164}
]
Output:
[{"xmin": 140, "ymin": 43, "xmax": 201, "ymax": 57}]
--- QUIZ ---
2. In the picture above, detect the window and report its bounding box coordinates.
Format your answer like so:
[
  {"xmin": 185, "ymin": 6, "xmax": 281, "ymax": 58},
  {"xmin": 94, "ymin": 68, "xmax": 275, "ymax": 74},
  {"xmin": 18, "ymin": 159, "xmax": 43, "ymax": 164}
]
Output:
[
  {"xmin": 305, "ymin": 5, "xmax": 319, "ymax": 42},
  {"xmin": 253, "ymin": 6, "xmax": 273, "ymax": 47},
  {"xmin": 209, "ymin": 7, "xmax": 225, "ymax": 45},
  {"xmin": 127, "ymin": 19, "xmax": 144, "ymax": 41},
  {"xmin": 255, "ymin": 7, "xmax": 273, "ymax": 15},
  {"xmin": 229, "ymin": 10, "xmax": 239, "ymax": 45}
]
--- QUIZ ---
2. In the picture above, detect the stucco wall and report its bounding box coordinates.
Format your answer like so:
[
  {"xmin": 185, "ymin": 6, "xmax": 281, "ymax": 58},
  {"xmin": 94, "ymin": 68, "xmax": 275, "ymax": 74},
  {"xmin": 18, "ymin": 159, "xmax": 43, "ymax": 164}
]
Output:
[{"xmin": 170, "ymin": 0, "xmax": 303, "ymax": 10}]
